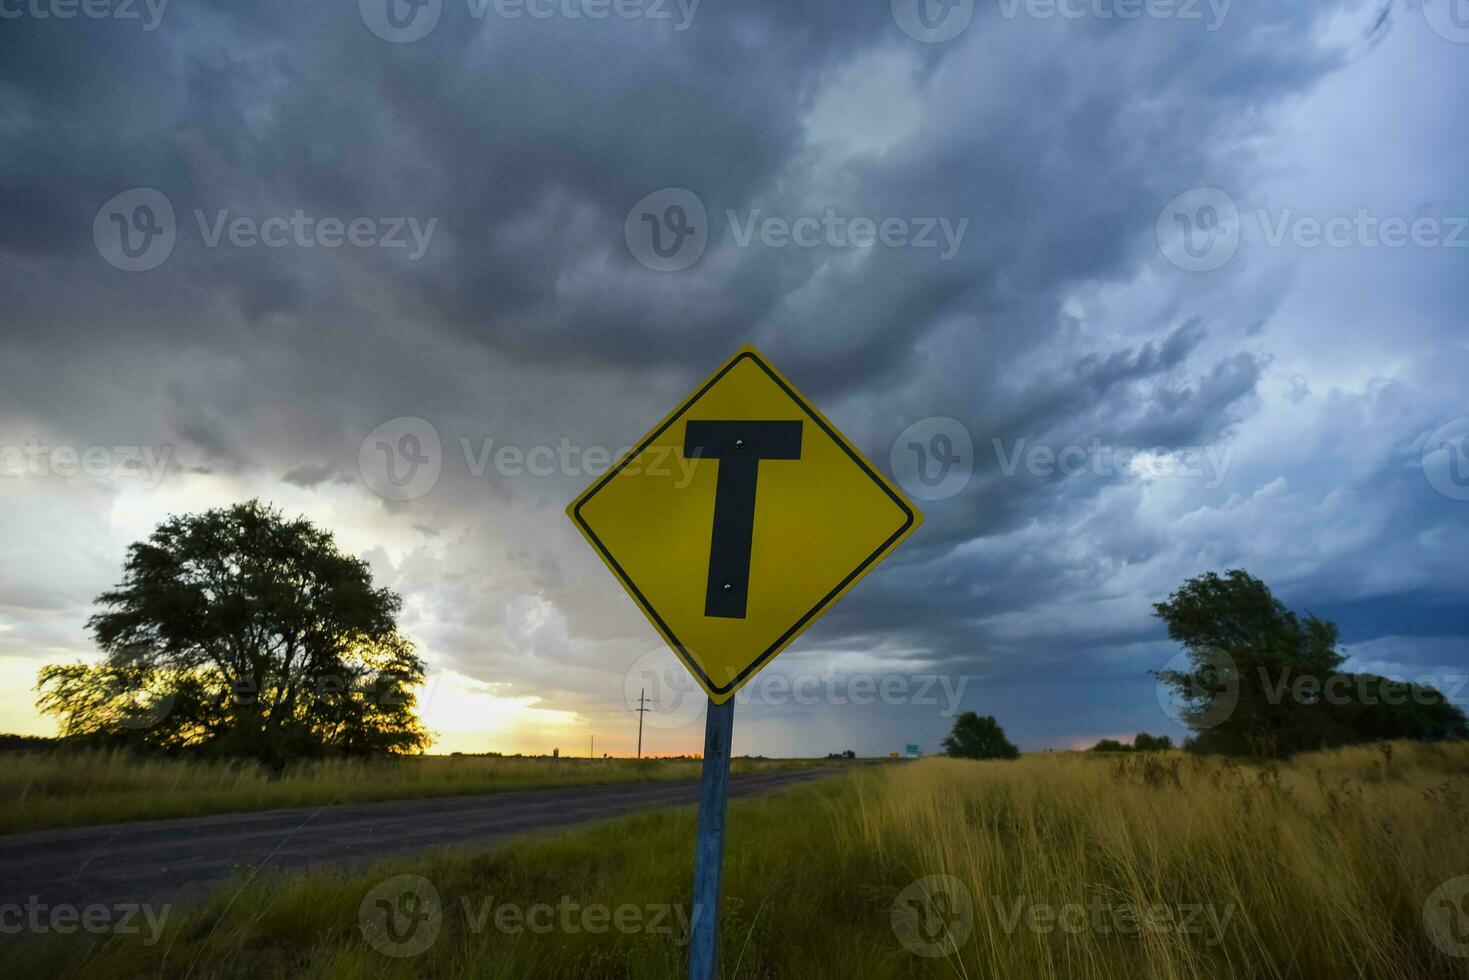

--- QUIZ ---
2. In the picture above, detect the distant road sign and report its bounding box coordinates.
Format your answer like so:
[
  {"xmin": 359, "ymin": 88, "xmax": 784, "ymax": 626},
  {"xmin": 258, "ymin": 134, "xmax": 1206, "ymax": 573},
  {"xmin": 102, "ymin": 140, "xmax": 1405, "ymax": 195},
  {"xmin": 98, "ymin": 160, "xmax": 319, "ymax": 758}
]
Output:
[
  {"xmin": 568, "ymin": 346, "xmax": 922, "ymax": 702},
  {"xmin": 906, "ymin": 744, "xmax": 920, "ymax": 758}
]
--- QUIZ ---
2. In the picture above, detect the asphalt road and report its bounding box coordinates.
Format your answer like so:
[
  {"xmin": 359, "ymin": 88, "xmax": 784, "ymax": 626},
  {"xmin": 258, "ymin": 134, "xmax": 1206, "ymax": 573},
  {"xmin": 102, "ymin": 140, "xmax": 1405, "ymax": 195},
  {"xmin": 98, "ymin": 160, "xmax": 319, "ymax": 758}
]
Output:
[{"xmin": 0, "ymin": 767, "xmax": 842, "ymax": 911}]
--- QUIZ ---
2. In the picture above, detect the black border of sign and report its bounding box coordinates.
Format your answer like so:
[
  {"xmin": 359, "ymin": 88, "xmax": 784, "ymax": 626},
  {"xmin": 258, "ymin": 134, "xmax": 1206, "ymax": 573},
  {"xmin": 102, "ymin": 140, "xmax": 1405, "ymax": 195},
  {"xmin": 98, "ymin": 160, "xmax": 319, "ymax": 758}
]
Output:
[{"xmin": 569, "ymin": 349, "xmax": 919, "ymax": 699}]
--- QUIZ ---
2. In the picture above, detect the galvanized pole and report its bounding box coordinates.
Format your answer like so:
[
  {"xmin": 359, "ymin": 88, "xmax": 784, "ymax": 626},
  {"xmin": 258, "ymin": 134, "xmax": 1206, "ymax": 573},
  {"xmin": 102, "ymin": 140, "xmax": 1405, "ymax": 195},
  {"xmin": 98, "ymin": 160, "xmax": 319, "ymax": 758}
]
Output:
[{"xmin": 688, "ymin": 696, "xmax": 734, "ymax": 980}]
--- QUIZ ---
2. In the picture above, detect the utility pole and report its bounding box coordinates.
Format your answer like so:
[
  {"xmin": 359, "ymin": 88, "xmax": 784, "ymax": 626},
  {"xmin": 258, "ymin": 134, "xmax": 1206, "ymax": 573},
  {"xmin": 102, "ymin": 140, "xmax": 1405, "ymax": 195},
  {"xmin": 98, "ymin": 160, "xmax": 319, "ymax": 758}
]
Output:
[
  {"xmin": 633, "ymin": 687, "xmax": 654, "ymax": 759},
  {"xmin": 590, "ymin": 734, "xmax": 594, "ymax": 759}
]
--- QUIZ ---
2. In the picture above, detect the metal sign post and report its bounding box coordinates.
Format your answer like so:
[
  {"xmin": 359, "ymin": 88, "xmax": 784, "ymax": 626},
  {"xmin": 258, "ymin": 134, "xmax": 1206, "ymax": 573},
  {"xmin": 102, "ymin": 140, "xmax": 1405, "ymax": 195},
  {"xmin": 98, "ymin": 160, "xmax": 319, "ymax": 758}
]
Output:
[{"xmin": 688, "ymin": 697, "xmax": 734, "ymax": 980}]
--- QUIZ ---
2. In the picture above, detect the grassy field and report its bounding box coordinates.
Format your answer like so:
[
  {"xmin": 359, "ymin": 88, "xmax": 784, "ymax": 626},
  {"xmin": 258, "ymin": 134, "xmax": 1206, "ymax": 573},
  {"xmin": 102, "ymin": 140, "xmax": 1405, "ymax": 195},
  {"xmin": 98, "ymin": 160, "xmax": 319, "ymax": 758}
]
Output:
[
  {"xmin": 2, "ymin": 741, "xmax": 1467, "ymax": 978},
  {"xmin": 0, "ymin": 750, "xmax": 823, "ymax": 834}
]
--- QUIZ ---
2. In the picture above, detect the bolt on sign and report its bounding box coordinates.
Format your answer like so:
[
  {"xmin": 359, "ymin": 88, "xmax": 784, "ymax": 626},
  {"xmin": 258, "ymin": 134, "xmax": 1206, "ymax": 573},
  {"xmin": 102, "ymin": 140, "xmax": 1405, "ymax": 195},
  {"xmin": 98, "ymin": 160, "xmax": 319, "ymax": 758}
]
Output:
[{"xmin": 567, "ymin": 346, "xmax": 923, "ymax": 701}]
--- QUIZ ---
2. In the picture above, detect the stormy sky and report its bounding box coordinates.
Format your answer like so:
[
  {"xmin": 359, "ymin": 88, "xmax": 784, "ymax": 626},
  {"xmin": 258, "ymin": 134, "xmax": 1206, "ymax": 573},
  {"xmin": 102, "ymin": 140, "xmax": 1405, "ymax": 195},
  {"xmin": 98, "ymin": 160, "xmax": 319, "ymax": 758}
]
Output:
[{"xmin": 1, "ymin": 0, "xmax": 1465, "ymax": 756}]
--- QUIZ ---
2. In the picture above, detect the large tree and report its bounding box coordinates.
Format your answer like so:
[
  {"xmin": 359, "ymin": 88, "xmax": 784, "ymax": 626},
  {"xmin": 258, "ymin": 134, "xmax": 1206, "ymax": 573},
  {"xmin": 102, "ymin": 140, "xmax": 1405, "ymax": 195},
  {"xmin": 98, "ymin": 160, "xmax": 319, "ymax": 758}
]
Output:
[
  {"xmin": 37, "ymin": 501, "xmax": 431, "ymax": 763},
  {"xmin": 942, "ymin": 712, "xmax": 1020, "ymax": 760},
  {"xmin": 1154, "ymin": 569, "xmax": 1467, "ymax": 756}
]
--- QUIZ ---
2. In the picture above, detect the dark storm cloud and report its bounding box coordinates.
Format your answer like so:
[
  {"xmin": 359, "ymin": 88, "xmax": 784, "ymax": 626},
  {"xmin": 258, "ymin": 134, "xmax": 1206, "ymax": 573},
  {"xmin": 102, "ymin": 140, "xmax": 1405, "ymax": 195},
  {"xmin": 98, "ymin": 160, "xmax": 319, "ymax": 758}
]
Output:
[
  {"xmin": 0, "ymin": 0, "xmax": 1463, "ymax": 750},
  {"xmin": 0, "ymin": 0, "xmax": 1336, "ymax": 370},
  {"xmin": 281, "ymin": 461, "xmax": 352, "ymax": 489}
]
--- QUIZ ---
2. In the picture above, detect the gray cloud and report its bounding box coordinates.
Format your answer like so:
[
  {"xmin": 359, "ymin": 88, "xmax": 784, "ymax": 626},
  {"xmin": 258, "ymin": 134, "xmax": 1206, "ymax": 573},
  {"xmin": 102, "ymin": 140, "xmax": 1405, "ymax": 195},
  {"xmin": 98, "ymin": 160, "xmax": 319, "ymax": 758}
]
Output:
[{"xmin": 0, "ymin": 0, "xmax": 1464, "ymax": 752}]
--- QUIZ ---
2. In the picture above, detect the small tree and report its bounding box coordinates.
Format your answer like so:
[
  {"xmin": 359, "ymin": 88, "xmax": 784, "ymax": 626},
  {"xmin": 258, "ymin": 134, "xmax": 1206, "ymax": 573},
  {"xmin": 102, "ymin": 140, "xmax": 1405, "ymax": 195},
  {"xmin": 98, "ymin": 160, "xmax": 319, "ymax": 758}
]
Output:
[{"xmin": 942, "ymin": 713, "xmax": 1019, "ymax": 760}]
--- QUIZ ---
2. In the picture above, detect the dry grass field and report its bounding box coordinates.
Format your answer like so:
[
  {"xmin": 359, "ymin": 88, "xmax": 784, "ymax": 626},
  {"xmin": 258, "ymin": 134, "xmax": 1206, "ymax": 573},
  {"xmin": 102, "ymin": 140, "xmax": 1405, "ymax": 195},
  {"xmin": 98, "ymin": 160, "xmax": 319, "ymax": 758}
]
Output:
[
  {"xmin": 0, "ymin": 750, "xmax": 821, "ymax": 834},
  {"xmin": 2, "ymin": 742, "xmax": 1467, "ymax": 978},
  {"xmin": 868, "ymin": 742, "xmax": 1469, "ymax": 979}
]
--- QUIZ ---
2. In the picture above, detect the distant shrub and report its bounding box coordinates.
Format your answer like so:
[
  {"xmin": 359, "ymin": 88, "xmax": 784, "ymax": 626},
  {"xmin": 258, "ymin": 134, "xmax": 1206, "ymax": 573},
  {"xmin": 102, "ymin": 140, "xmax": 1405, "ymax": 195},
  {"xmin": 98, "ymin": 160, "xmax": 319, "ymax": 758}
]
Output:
[
  {"xmin": 1089, "ymin": 733, "xmax": 1174, "ymax": 753},
  {"xmin": 1089, "ymin": 738, "xmax": 1131, "ymax": 753},
  {"xmin": 1133, "ymin": 732, "xmax": 1174, "ymax": 751},
  {"xmin": 0, "ymin": 733, "xmax": 63, "ymax": 753}
]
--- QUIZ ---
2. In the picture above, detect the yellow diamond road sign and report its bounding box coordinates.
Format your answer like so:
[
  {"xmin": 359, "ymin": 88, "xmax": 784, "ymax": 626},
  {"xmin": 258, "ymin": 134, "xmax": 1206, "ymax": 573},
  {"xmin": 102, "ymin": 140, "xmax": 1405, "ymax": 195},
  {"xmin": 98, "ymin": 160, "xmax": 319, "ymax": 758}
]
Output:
[{"xmin": 567, "ymin": 346, "xmax": 923, "ymax": 703}]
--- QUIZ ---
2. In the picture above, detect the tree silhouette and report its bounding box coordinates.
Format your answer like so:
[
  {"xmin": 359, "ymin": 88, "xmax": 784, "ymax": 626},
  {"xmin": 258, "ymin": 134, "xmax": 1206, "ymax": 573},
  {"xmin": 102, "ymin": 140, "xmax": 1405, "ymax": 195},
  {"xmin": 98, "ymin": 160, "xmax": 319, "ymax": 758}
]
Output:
[
  {"xmin": 942, "ymin": 712, "xmax": 1019, "ymax": 760},
  {"xmin": 37, "ymin": 500, "xmax": 430, "ymax": 763},
  {"xmin": 1155, "ymin": 569, "xmax": 1467, "ymax": 756}
]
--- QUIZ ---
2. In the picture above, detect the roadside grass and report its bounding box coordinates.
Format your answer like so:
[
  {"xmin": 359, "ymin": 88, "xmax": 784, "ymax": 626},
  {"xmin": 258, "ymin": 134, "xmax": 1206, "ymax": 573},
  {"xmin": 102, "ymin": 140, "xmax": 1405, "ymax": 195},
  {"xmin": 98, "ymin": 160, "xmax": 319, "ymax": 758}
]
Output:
[
  {"xmin": 2, "ymin": 742, "xmax": 1467, "ymax": 978},
  {"xmin": 0, "ymin": 751, "xmax": 825, "ymax": 834}
]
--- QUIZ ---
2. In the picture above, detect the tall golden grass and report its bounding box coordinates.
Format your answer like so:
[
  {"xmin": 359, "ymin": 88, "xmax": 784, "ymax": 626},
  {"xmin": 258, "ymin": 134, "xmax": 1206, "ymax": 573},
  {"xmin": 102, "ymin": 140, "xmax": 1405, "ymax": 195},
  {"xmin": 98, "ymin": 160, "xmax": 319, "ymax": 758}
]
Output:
[
  {"xmin": 1, "ymin": 742, "xmax": 1465, "ymax": 978},
  {"xmin": 859, "ymin": 742, "xmax": 1469, "ymax": 979}
]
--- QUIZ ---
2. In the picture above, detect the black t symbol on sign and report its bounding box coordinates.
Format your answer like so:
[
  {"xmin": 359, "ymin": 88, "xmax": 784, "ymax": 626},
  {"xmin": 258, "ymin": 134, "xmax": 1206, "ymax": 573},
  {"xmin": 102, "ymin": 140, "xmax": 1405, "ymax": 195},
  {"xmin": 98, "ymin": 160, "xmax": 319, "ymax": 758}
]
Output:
[{"xmin": 683, "ymin": 420, "xmax": 803, "ymax": 619}]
